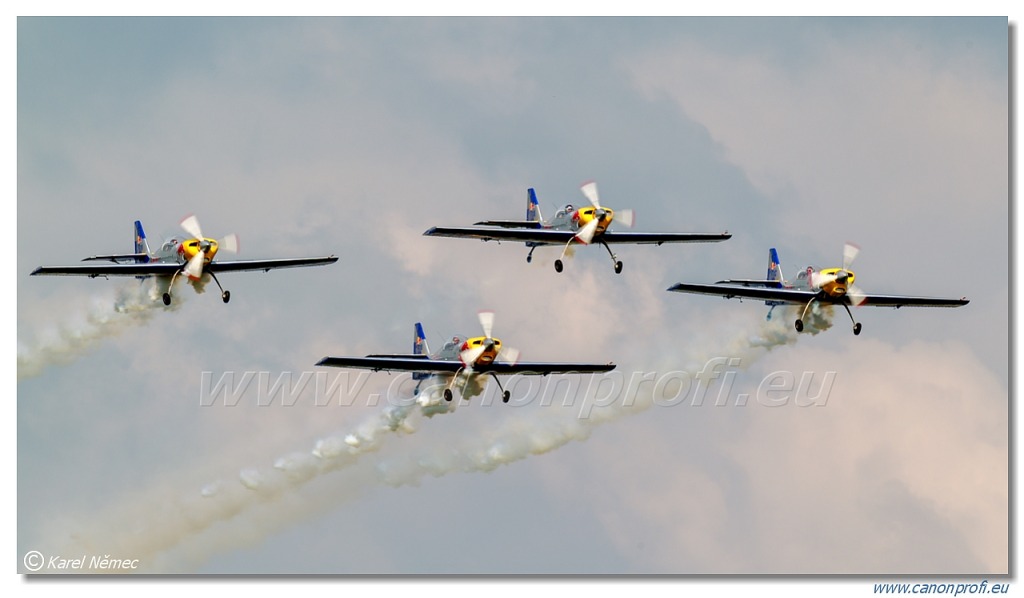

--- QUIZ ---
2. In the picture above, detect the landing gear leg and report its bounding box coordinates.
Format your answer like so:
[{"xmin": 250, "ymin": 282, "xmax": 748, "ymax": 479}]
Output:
[
  {"xmin": 209, "ymin": 271, "xmax": 230, "ymax": 303},
  {"xmin": 796, "ymin": 296, "xmax": 818, "ymax": 333},
  {"xmin": 526, "ymin": 245, "xmax": 537, "ymax": 264},
  {"xmin": 555, "ymin": 237, "xmax": 576, "ymax": 273},
  {"xmin": 164, "ymin": 269, "xmax": 183, "ymax": 305},
  {"xmin": 599, "ymin": 241, "xmax": 622, "ymax": 274},
  {"xmin": 841, "ymin": 303, "xmax": 862, "ymax": 335},
  {"xmin": 444, "ymin": 369, "xmax": 466, "ymax": 402},
  {"xmin": 489, "ymin": 373, "xmax": 512, "ymax": 403}
]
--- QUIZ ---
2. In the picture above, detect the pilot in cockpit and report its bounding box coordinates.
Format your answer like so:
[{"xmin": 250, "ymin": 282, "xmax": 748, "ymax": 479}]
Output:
[{"xmin": 443, "ymin": 336, "xmax": 462, "ymax": 352}]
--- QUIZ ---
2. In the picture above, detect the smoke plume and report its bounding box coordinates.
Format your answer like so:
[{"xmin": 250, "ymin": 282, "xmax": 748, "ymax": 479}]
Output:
[
  {"xmin": 48, "ymin": 304, "xmax": 832, "ymax": 572},
  {"xmin": 18, "ymin": 281, "xmax": 180, "ymax": 380}
]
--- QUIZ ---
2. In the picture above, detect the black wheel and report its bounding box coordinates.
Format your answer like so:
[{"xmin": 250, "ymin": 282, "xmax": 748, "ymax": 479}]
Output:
[
  {"xmin": 794, "ymin": 319, "xmax": 804, "ymax": 332},
  {"xmin": 162, "ymin": 293, "xmax": 171, "ymax": 306},
  {"xmin": 554, "ymin": 259, "xmax": 563, "ymax": 273},
  {"xmin": 526, "ymin": 255, "xmax": 532, "ymax": 263},
  {"xmin": 853, "ymin": 322, "xmax": 862, "ymax": 336},
  {"xmin": 222, "ymin": 290, "xmax": 231, "ymax": 304},
  {"xmin": 614, "ymin": 261, "xmax": 623, "ymax": 274},
  {"xmin": 502, "ymin": 390, "xmax": 511, "ymax": 403},
  {"xmin": 443, "ymin": 389, "xmax": 453, "ymax": 402}
]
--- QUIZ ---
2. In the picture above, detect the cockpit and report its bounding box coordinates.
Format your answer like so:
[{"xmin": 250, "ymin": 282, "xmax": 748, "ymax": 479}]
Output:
[{"xmin": 556, "ymin": 204, "xmax": 575, "ymax": 219}]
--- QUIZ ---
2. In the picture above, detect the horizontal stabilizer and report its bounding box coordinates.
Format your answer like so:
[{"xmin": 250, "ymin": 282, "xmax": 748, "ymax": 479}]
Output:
[
  {"xmin": 715, "ymin": 279, "xmax": 782, "ymax": 287},
  {"xmin": 474, "ymin": 219, "xmax": 543, "ymax": 229},
  {"xmin": 82, "ymin": 253, "xmax": 151, "ymax": 264},
  {"xmin": 366, "ymin": 353, "xmax": 430, "ymax": 359}
]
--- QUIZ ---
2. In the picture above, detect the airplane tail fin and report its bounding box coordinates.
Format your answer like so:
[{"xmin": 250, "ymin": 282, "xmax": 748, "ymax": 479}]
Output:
[
  {"xmin": 134, "ymin": 220, "xmax": 151, "ymax": 260},
  {"xmin": 526, "ymin": 188, "xmax": 543, "ymax": 223},
  {"xmin": 412, "ymin": 323, "xmax": 430, "ymax": 380},
  {"xmin": 765, "ymin": 247, "xmax": 784, "ymax": 315},
  {"xmin": 413, "ymin": 323, "xmax": 428, "ymax": 355},
  {"xmin": 766, "ymin": 248, "xmax": 782, "ymax": 288}
]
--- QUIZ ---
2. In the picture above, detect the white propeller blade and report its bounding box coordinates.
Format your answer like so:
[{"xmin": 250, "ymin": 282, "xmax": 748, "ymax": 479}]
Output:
[
  {"xmin": 219, "ymin": 233, "xmax": 240, "ymax": 254},
  {"xmin": 184, "ymin": 250, "xmax": 206, "ymax": 279},
  {"xmin": 616, "ymin": 208, "xmax": 635, "ymax": 228},
  {"xmin": 499, "ymin": 346, "xmax": 520, "ymax": 366},
  {"xmin": 580, "ymin": 181, "xmax": 601, "ymax": 208},
  {"xmin": 180, "ymin": 214, "xmax": 203, "ymax": 239},
  {"xmin": 460, "ymin": 345, "xmax": 487, "ymax": 368},
  {"xmin": 848, "ymin": 284, "xmax": 867, "ymax": 307},
  {"xmin": 478, "ymin": 310, "xmax": 495, "ymax": 340},
  {"xmin": 843, "ymin": 242, "xmax": 860, "ymax": 271},
  {"xmin": 575, "ymin": 218, "xmax": 600, "ymax": 245}
]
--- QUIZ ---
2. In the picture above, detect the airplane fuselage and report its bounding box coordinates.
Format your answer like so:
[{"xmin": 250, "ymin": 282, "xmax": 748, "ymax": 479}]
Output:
[
  {"xmin": 143, "ymin": 236, "xmax": 221, "ymax": 266},
  {"xmin": 431, "ymin": 335, "xmax": 502, "ymax": 368},
  {"xmin": 790, "ymin": 266, "xmax": 857, "ymax": 300},
  {"xmin": 544, "ymin": 205, "xmax": 616, "ymax": 240}
]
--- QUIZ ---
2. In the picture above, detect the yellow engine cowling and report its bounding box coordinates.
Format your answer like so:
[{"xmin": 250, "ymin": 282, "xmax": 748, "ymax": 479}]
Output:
[
  {"xmin": 180, "ymin": 238, "xmax": 220, "ymax": 264},
  {"xmin": 817, "ymin": 267, "xmax": 855, "ymax": 298},
  {"xmin": 461, "ymin": 336, "xmax": 502, "ymax": 365},
  {"xmin": 575, "ymin": 207, "xmax": 615, "ymax": 235}
]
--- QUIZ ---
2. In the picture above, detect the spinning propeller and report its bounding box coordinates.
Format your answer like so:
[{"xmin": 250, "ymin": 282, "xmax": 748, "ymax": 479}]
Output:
[
  {"xmin": 576, "ymin": 181, "xmax": 635, "ymax": 245},
  {"xmin": 179, "ymin": 214, "xmax": 239, "ymax": 280},
  {"xmin": 811, "ymin": 242, "xmax": 867, "ymax": 306},
  {"xmin": 459, "ymin": 310, "xmax": 520, "ymax": 368}
]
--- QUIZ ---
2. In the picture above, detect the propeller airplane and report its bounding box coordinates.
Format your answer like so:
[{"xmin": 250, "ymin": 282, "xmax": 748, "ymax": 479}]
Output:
[
  {"xmin": 667, "ymin": 244, "xmax": 969, "ymax": 335},
  {"xmin": 424, "ymin": 182, "xmax": 732, "ymax": 274},
  {"xmin": 316, "ymin": 311, "xmax": 616, "ymax": 403},
  {"xmin": 31, "ymin": 216, "xmax": 338, "ymax": 305}
]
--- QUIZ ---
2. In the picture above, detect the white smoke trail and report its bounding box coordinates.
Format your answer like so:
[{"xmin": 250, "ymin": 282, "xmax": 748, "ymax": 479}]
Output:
[
  {"xmin": 52, "ymin": 398, "xmax": 444, "ymax": 572},
  {"xmin": 51, "ymin": 304, "xmax": 833, "ymax": 572},
  {"xmin": 18, "ymin": 281, "xmax": 180, "ymax": 380}
]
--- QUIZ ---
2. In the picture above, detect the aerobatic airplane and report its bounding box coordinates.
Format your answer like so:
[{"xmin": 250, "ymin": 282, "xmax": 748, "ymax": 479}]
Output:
[
  {"xmin": 316, "ymin": 311, "xmax": 616, "ymax": 403},
  {"xmin": 667, "ymin": 244, "xmax": 969, "ymax": 335},
  {"xmin": 31, "ymin": 215, "xmax": 338, "ymax": 305},
  {"xmin": 424, "ymin": 181, "xmax": 732, "ymax": 273}
]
